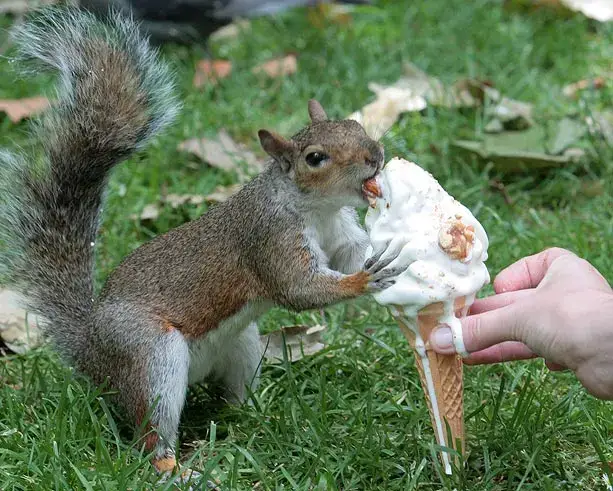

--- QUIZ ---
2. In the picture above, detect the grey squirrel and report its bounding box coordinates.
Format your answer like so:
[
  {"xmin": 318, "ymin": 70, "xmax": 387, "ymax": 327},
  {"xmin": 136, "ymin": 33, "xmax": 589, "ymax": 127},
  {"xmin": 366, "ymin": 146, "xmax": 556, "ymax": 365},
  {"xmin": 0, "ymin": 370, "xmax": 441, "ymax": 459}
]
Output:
[{"xmin": 0, "ymin": 7, "xmax": 398, "ymax": 474}]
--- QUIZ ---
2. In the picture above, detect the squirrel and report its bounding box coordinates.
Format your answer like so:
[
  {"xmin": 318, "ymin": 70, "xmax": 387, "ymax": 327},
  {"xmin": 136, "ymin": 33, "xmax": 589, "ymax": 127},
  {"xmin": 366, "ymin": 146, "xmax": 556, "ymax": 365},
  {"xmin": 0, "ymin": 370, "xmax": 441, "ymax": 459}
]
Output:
[{"xmin": 0, "ymin": 7, "xmax": 399, "ymax": 475}]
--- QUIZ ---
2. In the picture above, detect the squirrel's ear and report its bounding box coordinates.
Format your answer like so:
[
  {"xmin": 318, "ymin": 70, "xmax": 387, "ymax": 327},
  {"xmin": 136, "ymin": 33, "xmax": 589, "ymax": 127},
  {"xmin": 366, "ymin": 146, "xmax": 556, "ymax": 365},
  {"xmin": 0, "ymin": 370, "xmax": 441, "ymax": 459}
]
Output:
[
  {"xmin": 258, "ymin": 130, "xmax": 295, "ymax": 170},
  {"xmin": 308, "ymin": 99, "xmax": 328, "ymax": 123}
]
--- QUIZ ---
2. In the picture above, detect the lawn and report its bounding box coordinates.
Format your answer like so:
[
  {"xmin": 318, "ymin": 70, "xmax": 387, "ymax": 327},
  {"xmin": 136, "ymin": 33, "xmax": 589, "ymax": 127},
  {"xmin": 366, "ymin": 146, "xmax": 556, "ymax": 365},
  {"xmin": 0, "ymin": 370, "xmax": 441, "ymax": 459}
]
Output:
[{"xmin": 1, "ymin": 0, "xmax": 612, "ymax": 489}]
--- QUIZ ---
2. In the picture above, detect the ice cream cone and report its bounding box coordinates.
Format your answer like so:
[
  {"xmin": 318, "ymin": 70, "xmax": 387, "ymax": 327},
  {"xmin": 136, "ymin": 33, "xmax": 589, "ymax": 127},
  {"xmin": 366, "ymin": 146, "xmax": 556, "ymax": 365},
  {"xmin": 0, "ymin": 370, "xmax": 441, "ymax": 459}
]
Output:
[{"xmin": 395, "ymin": 297, "xmax": 466, "ymax": 475}]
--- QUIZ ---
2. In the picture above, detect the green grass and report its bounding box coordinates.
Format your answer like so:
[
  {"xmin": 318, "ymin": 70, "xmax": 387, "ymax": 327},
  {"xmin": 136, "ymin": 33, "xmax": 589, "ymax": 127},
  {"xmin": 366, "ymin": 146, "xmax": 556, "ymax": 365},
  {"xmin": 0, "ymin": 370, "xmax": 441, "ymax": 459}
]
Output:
[{"xmin": 1, "ymin": 0, "xmax": 613, "ymax": 489}]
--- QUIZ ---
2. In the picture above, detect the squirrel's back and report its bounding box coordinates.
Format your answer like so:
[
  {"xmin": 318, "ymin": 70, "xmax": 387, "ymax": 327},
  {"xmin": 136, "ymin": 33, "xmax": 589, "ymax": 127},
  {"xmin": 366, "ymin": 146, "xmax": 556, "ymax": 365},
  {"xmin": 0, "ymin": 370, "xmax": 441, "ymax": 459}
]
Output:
[{"xmin": 0, "ymin": 7, "xmax": 179, "ymax": 362}]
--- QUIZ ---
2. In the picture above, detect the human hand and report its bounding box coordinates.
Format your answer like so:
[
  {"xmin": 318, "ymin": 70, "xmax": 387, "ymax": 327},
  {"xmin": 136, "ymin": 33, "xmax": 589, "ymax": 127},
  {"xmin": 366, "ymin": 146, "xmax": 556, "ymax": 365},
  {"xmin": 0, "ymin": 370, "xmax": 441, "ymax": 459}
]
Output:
[{"xmin": 429, "ymin": 247, "xmax": 613, "ymax": 400}]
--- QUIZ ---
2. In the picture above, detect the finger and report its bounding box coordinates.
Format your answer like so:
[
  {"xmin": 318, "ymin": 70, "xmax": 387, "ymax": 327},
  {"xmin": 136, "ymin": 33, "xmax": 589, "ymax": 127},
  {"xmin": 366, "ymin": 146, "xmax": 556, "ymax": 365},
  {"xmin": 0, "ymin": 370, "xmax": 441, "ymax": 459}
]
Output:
[
  {"xmin": 430, "ymin": 304, "xmax": 526, "ymax": 354},
  {"xmin": 468, "ymin": 289, "xmax": 533, "ymax": 315},
  {"xmin": 463, "ymin": 342, "xmax": 537, "ymax": 365},
  {"xmin": 493, "ymin": 247, "xmax": 573, "ymax": 294},
  {"xmin": 545, "ymin": 360, "xmax": 567, "ymax": 371}
]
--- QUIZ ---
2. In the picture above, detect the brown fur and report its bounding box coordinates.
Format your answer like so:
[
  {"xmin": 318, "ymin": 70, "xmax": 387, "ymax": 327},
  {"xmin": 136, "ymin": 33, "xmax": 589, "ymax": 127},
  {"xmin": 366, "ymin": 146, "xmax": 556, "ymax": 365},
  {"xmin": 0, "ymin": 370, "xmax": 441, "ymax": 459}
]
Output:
[
  {"xmin": 152, "ymin": 456, "xmax": 177, "ymax": 473},
  {"xmin": 339, "ymin": 271, "xmax": 370, "ymax": 296}
]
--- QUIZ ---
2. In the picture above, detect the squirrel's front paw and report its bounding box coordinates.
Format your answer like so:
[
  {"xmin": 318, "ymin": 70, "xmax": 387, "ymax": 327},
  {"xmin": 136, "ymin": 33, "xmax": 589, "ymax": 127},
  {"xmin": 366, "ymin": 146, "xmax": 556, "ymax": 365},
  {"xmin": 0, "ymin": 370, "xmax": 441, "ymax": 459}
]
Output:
[
  {"xmin": 365, "ymin": 266, "xmax": 403, "ymax": 293},
  {"xmin": 364, "ymin": 243, "xmax": 404, "ymax": 292}
]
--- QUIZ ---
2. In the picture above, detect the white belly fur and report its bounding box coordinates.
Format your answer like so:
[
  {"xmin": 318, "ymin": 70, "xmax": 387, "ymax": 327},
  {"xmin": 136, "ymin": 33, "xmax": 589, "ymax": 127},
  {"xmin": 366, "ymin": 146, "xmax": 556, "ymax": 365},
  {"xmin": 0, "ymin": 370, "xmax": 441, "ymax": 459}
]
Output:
[{"xmin": 187, "ymin": 300, "xmax": 270, "ymax": 385}]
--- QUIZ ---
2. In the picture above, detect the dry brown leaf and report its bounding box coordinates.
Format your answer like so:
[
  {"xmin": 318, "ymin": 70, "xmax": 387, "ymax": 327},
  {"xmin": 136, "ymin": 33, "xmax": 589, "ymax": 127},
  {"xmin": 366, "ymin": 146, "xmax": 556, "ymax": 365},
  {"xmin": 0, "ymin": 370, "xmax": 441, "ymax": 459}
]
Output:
[
  {"xmin": 252, "ymin": 55, "xmax": 297, "ymax": 78},
  {"xmin": 139, "ymin": 203, "xmax": 160, "ymax": 221},
  {"xmin": 260, "ymin": 324, "xmax": 326, "ymax": 364},
  {"xmin": 307, "ymin": 3, "xmax": 353, "ymax": 28},
  {"xmin": 485, "ymin": 97, "xmax": 534, "ymax": 132},
  {"xmin": 586, "ymin": 109, "xmax": 613, "ymax": 146},
  {"xmin": 209, "ymin": 19, "xmax": 251, "ymax": 42},
  {"xmin": 204, "ymin": 184, "xmax": 242, "ymax": 204},
  {"xmin": 348, "ymin": 65, "xmax": 504, "ymax": 139},
  {"xmin": 178, "ymin": 130, "xmax": 261, "ymax": 181},
  {"xmin": 0, "ymin": 96, "xmax": 49, "ymax": 123},
  {"xmin": 438, "ymin": 78, "xmax": 501, "ymax": 108},
  {"xmin": 348, "ymin": 63, "xmax": 445, "ymax": 139},
  {"xmin": 563, "ymin": 76, "xmax": 608, "ymax": 98},
  {"xmin": 164, "ymin": 194, "xmax": 206, "ymax": 208},
  {"xmin": 348, "ymin": 86, "xmax": 427, "ymax": 139},
  {"xmin": 193, "ymin": 59, "xmax": 233, "ymax": 88},
  {"xmin": 133, "ymin": 194, "xmax": 210, "ymax": 222},
  {"xmin": 0, "ymin": 289, "xmax": 43, "ymax": 354}
]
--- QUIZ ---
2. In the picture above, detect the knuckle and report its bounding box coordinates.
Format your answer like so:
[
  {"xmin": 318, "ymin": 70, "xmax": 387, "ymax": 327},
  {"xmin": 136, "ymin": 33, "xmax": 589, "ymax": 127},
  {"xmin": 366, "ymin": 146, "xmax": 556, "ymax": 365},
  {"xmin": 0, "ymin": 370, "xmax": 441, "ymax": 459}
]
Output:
[{"xmin": 544, "ymin": 247, "xmax": 574, "ymax": 263}]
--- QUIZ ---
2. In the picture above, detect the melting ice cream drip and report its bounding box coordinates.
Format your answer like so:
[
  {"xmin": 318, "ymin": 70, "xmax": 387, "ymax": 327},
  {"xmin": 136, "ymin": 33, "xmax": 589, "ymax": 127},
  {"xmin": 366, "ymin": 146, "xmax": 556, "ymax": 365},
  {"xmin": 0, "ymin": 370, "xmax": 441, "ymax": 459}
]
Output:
[{"xmin": 392, "ymin": 304, "xmax": 454, "ymax": 475}]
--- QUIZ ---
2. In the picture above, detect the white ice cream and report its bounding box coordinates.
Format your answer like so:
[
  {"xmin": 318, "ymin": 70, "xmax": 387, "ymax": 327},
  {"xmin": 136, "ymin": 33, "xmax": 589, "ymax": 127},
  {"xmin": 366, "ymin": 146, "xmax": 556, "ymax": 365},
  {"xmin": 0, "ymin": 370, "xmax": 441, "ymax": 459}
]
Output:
[
  {"xmin": 365, "ymin": 157, "xmax": 490, "ymax": 348},
  {"xmin": 365, "ymin": 157, "xmax": 490, "ymax": 475}
]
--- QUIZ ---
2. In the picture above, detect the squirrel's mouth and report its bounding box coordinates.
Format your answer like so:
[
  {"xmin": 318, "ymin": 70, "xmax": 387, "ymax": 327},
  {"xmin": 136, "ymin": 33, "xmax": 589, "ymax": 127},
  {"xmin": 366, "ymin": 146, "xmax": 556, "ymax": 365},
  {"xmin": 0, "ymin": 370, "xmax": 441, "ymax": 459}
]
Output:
[{"xmin": 362, "ymin": 174, "xmax": 383, "ymax": 208}]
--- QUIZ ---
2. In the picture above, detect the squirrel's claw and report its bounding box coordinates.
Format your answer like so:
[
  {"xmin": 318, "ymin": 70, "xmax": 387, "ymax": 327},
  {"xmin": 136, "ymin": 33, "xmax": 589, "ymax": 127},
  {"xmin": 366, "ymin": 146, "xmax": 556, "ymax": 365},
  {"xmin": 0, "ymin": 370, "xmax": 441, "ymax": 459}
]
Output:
[
  {"xmin": 364, "ymin": 241, "xmax": 403, "ymax": 292},
  {"xmin": 364, "ymin": 239, "xmax": 402, "ymax": 273},
  {"xmin": 367, "ymin": 266, "xmax": 403, "ymax": 293}
]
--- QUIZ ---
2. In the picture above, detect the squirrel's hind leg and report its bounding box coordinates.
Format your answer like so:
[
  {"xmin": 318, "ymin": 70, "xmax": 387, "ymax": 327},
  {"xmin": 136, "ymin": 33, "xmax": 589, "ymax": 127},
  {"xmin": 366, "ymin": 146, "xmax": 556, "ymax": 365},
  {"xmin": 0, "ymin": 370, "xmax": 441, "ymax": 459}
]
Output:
[
  {"xmin": 144, "ymin": 329, "xmax": 190, "ymax": 472},
  {"xmin": 92, "ymin": 304, "xmax": 190, "ymax": 473}
]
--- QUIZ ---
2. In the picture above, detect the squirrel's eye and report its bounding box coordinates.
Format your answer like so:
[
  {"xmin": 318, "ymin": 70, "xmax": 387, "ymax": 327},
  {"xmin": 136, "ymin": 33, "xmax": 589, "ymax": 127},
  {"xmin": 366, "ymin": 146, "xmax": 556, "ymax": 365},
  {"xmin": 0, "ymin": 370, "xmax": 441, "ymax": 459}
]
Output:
[{"xmin": 305, "ymin": 152, "xmax": 328, "ymax": 167}]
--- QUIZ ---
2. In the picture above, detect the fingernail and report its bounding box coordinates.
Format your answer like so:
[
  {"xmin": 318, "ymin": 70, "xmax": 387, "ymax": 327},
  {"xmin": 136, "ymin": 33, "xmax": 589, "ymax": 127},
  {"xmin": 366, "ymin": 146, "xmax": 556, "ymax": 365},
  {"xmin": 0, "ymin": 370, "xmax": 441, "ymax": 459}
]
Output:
[{"xmin": 431, "ymin": 326, "xmax": 453, "ymax": 350}]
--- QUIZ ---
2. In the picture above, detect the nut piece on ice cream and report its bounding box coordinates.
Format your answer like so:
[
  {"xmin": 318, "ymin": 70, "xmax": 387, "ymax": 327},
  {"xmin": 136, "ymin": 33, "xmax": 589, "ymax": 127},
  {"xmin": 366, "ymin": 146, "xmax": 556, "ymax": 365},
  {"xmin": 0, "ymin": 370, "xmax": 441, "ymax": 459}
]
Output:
[
  {"xmin": 438, "ymin": 219, "xmax": 476, "ymax": 261},
  {"xmin": 362, "ymin": 176, "xmax": 383, "ymax": 208},
  {"xmin": 364, "ymin": 157, "xmax": 490, "ymax": 475}
]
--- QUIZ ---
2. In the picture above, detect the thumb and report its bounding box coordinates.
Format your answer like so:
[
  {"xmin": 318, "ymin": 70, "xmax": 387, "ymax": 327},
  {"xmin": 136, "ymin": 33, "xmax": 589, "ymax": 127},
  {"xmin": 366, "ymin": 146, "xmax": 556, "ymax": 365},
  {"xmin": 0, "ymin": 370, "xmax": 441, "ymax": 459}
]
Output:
[{"xmin": 430, "ymin": 303, "xmax": 527, "ymax": 355}]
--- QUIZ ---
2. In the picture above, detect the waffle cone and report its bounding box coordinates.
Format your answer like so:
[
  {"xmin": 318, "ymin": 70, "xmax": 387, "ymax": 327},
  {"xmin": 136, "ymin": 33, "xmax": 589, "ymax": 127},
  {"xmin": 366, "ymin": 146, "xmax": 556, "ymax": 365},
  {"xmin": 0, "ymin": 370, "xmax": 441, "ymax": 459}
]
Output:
[{"xmin": 396, "ymin": 297, "xmax": 466, "ymax": 474}]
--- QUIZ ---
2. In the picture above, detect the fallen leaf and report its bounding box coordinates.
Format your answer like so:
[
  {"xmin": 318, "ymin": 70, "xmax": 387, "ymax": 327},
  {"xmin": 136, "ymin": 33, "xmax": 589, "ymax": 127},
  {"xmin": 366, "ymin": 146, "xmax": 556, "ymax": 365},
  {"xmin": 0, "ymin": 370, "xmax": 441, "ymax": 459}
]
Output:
[
  {"xmin": 348, "ymin": 65, "xmax": 499, "ymax": 138},
  {"xmin": 178, "ymin": 130, "xmax": 261, "ymax": 181},
  {"xmin": 0, "ymin": 96, "xmax": 49, "ymax": 123},
  {"xmin": 562, "ymin": 0, "xmax": 613, "ymax": 21},
  {"xmin": 399, "ymin": 62, "xmax": 446, "ymax": 100},
  {"xmin": 452, "ymin": 124, "xmax": 584, "ymax": 173},
  {"xmin": 193, "ymin": 60, "xmax": 233, "ymax": 88},
  {"xmin": 139, "ymin": 203, "xmax": 160, "ymax": 221},
  {"xmin": 209, "ymin": 19, "xmax": 251, "ymax": 42},
  {"xmin": 563, "ymin": 75, "xmax": 608, "ymax": 98},
  {"xmin": 252, "ymin": 55, "xmax": 297, "ymax": 78},
  {"xmin": 587, "ymin": 109, "xmax": 613, "ymax": 145},
  {"xmin": 430, "ymin": 78, "xmax": 500, "ymax": 109},
  {"xmin": 0, "ymin": 289, "xmax": 43, "ymax": 354},
  {"xmin": 307, "ymin": 3, "xmax": 353, "ymax": 28},
  {"xmin": 260, "ymin": 325, "xmax": 326, "ymax": 364},
  {"xmin": 484, "ymin": 118, "xmax": 505, "ymax": 133},
  {"xmin": 204, "ymin": 184, "xmax": 242, "ymax": 204},
  {"xmin": 348, "ymin": 85, "xmax": 427, "ymax": 139},
  {"xmin": 485, "ymin": 97, "xmax": 534, "ymax": 132},
  {"xmin": 164, "ymin": 194, "xmax": 206, "ymax": 208},
  {"xmin": 546, "ymin": 117, "xmax": 586, "ymax": 155}
]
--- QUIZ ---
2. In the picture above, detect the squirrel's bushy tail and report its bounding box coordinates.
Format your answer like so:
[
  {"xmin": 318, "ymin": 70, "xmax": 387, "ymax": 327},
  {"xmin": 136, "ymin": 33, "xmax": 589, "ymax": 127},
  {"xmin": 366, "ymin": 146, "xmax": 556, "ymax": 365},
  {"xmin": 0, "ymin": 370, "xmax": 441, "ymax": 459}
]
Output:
[{"xmin": 0, "ymin": 7, "xmax": 179, "ymax": 362}]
